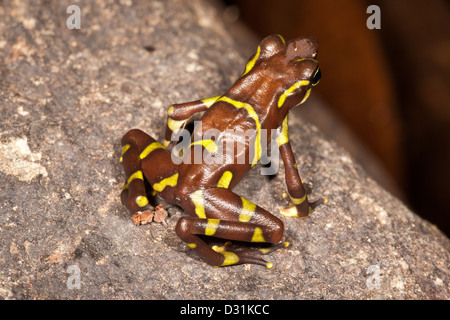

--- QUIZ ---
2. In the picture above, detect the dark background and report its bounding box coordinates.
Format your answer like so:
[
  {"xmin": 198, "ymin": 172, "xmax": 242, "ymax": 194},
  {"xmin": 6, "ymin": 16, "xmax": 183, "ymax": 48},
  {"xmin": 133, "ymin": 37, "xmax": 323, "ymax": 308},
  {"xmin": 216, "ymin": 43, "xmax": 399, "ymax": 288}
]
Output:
[{"xmin": 221, "ymin": 0, "xmax": 450, "ymax": 236}]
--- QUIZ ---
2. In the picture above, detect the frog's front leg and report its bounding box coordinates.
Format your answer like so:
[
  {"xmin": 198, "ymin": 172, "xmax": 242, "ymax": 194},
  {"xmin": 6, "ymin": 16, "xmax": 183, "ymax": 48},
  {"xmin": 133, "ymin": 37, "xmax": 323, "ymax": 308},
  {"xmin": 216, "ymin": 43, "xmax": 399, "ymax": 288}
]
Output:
[
  {"xmin": 120, "ymin": 128, "xmax": 176, "ymax": 215},
  {"xmin": 163, "ymin": 96, "xmax": 221, "ymax": 149},
  {"xmin": 277, "ymin": 115, "xmax": 324, "ymax": 218},
  {"xmin": 175, "ymin": 187, "xmax": 287, "ymax": 268}
]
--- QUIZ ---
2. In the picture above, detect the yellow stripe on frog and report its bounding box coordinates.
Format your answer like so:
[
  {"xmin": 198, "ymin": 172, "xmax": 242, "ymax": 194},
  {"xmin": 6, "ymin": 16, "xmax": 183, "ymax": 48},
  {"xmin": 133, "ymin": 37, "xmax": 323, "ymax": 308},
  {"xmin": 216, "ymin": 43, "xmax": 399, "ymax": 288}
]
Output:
[
  {"xmin": 122, "ymin": 144, "xmax": 130, "ymax": 155},
  {"xmin": 277, "ymin": 115, "xmax": 289, "ymax": 146},
  {"xmin": 190, "ymin": 139, "xmax": 218, "ymax": 153},
  {"xmin": 221, "ymin": 251, "xmax": 239, "ymax": 266},
  {"xmin": 241, "ymin": 46, "xmax": 260, "ymax": 77},
  {"xmin": 140, "ymin": 141, "xmax": 165, "ymax": 160},
  {"xmin": 167, "ymin": 117, "xmax": 186, "ymax": 132},
  {"xmin": 201, "ymin": 96, "xmax": 221, "ymax": 108},
  {"xmin": 120, "ymin": 144, "xmax": 131, "ymax": 162},
  {"xmin": 190, "ymin": 190, "xmax": 206, "ymax": 219},
  {"xmin": 278, "ymin": 80, "xmax": 310, "ymax": 108},
  {"xmin": 205, "ymin": 219, "xmax": 220, "ymax": 236},
  {"xmin": 152, "ymin": 173, "xmax": 179, "ymax": 193},
  {"xmin": 127, "ymin": 170, "xmax": 144, "ymax": 185},
  {"xmin": 217, "ymin": 96, "xmax": 261, "ymax": 166},
  {"xmin": 239, "ymin": 197, "xmax": 256, "ymax": 222},
  {"xmin": 135, "ymin": 195, "xmax": 149, "ymax": 207},
  {"xmin": 276, "ymin": 34, "xmax": 286, "ymax": 45},
  {"xmin": 251, "ymin": 227, "xmax": 265, "ymax": 242},
  {"xmin": 217, "ymin": 171, "xmax": 233, "ymax": 189},
  {"xmin": 290, "ymin": 193, "xmax": 307, "ymax": 205}
]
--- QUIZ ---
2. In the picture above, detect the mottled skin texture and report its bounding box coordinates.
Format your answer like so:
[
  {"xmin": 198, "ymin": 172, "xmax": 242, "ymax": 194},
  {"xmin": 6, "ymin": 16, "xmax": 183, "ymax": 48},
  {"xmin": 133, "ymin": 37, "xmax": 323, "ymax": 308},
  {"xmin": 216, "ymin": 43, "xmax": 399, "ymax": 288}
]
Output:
[{"xmin": 120, "ymin": 34, "xmax": 322, "ymax": 267}]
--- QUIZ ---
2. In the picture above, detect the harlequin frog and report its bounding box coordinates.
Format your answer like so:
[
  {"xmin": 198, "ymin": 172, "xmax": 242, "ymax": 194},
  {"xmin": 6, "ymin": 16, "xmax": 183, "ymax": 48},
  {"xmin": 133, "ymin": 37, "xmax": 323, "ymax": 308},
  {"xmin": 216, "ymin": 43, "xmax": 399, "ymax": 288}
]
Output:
[{"xmin": 120, "ymin": 34, "xmax": 323, "ymax": 268}]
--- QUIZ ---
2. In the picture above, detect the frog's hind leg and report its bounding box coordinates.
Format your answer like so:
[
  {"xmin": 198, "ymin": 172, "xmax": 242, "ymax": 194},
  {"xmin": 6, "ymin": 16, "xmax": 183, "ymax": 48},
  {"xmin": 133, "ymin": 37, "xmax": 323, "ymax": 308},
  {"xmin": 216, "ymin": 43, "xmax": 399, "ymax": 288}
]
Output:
[
  {"xmin": 120, "ymin": 129, "xmax": 169, "ymax": 213},
  {"xmin": 175, "ymin": 187, "xmax": 288, "ymax": 268}
]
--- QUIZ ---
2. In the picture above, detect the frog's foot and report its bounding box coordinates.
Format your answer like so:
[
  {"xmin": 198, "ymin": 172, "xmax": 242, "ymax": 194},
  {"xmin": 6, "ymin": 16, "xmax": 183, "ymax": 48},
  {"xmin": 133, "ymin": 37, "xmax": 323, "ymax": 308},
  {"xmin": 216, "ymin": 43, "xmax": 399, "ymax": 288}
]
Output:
[
  {"xmin": 310, "ymin": 197, "xmax": 327, "ymax": 210},
  {"xmin": 280, "ymin": 197, "xmax": 327, "ymax": 219},
  {"xmin": 212, "ymin": 241, "xmax": 289, "ymax": 268},
  {"xmin": 258, "ymin": 241, "xmax": 290, "ymax": 255}
]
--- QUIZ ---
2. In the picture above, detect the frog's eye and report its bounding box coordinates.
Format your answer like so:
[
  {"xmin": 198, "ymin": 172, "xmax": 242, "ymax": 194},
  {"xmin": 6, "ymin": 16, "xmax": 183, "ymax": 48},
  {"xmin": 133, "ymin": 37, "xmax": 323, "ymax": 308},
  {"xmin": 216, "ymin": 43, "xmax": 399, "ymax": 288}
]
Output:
[{"xmin": 311, "ymin": 67, "xmax": 321, "ymax": 86}]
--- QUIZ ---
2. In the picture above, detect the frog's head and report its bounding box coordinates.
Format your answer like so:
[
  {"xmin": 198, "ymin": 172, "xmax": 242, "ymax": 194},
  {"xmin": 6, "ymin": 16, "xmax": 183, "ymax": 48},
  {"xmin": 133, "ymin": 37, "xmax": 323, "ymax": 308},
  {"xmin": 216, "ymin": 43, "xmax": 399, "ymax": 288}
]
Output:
[{"xmin": 242, "ymin": 34, "xmax": 321, "ymax": 110}]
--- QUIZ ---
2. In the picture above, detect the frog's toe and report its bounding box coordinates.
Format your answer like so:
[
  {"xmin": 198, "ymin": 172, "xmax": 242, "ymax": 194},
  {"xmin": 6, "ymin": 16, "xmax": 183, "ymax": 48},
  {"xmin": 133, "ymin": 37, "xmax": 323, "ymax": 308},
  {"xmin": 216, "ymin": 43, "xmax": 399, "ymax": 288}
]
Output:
[
  {"xmin": 280, "ymin": 197, "xmax": 327, "ymax": 218},
  {"xmin": 212, "ymin": 241, "xmax": 287, "ymax": 268},
  {"xmin": 280, "ymin": 205, "xmax": 299, "ymax": 217},
  {"xmin": 310, "ymin": 197, "xmax": 327, "ymax": 210},
  {"xmin": 258, "ymin": 241, "xmax": 290, "ymax": 255},
  {"xmin": 236, "ymin": 250, "xmax": 273, "ymax": 268}
]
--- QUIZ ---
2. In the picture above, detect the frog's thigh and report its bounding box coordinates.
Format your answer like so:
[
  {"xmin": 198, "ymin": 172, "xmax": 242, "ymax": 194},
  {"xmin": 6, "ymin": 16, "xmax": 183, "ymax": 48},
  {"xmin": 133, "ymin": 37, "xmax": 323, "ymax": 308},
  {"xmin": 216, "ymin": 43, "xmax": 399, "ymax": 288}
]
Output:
[
  {"xmin": 177, "ymin": 187, "xmax": 284, "ymax": 244},
  {"xmin": 120, "ymin": 129, "xmax": 172, "ymax": 212},
  {"xmin": 120, "ymin": 129, "xmax": 154, "ymax": 212},
  {"xmin": 175, "ymin": 188, "xmax": 284, "ymax": 267},
  {"xmin": 205, "ymin": 188, "xmax": 284, "ymax": 243}
]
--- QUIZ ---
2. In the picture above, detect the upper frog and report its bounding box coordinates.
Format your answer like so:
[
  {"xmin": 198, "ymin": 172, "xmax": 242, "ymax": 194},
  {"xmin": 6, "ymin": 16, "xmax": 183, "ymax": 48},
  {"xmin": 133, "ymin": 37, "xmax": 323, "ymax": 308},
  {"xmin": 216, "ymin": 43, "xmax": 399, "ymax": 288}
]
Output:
[
  {"xmin": 233, "ymin": 34, "xmax": 320, "ymax": 114},
  {"xmin": 119, "ymin": 34, "xmax": 324, "ymax": 268}
]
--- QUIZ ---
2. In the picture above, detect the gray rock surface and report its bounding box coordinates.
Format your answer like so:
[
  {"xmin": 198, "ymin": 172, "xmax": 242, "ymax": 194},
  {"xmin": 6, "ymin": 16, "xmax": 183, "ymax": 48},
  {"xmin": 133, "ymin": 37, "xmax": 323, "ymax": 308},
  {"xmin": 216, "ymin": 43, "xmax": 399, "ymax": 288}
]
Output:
[{"xmin": 0, "ymin": 0, "xmax": 448, "ymax": 299}]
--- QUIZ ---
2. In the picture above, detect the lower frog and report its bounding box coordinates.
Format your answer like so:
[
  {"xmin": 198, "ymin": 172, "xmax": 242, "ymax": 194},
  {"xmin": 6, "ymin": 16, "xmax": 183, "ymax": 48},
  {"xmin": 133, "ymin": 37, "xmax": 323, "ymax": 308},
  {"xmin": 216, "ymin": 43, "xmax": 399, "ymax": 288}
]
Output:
[{"xmin": 120, "ymin": 34, "xmax": 324, "ymax": 268}]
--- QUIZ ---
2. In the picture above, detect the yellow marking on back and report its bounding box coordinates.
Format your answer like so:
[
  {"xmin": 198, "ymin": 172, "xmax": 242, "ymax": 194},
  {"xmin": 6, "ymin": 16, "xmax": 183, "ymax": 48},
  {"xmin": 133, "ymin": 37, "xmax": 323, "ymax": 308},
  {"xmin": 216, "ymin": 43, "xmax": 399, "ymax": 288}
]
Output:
[
  {"xmin": 186, "ymin": 242, "xmax": 197, "ymax": 249},
  {"xmin": 205, "ymin": 219, "xmax": 220, "ymax": 236},
  {"xmin": 152, "ymin": 173, "xmax": 179, "ymax": 192},
  {"xmin": 190, "ymin": 190, "xmax": 206, "ymax": 219},
  {"xmin": 135, "ymin": 195, "xmax": 149, "ymax": 207},
  {"xmin": 201, "ymin": 96, "xmax": 221, "ymax": 108},
  {"xmin": 251, "ymin": 227, "xmax": 265, "ymax": 242},
  {"xmin": 140, "ymin": 141, "xmax": 165, "ymax": 160},
  {"xmin": 290, "ymin": 193, "xmax": 307, "ymax": 205},
  {"xmin": 127, "ymin": 170, "xmax": 144, "ymax": 185},
  {"xmin": 190, "ymin": 139, "xmax": 218, "ymax": 153},
  {"xmin": 218, "ymin": 96, "xmax": 261, "ymax": 166},
  {"xmin": 278, "ymin": 80, "xmax": 310, "ymax": 108},
  {"xmin": 242, "ymin": 45, "xmax": 261, "ymax": 77},
  {"xmin": 239, "ymin": 197, "xmax": 256, "ymax": 222},
  {"xmin": 278, "ymin": 115, "xmax": 289, "ymax": 146},
  {"xmin": 217, "ymin": 171, "xmax": 233, "ymax": 189}
]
